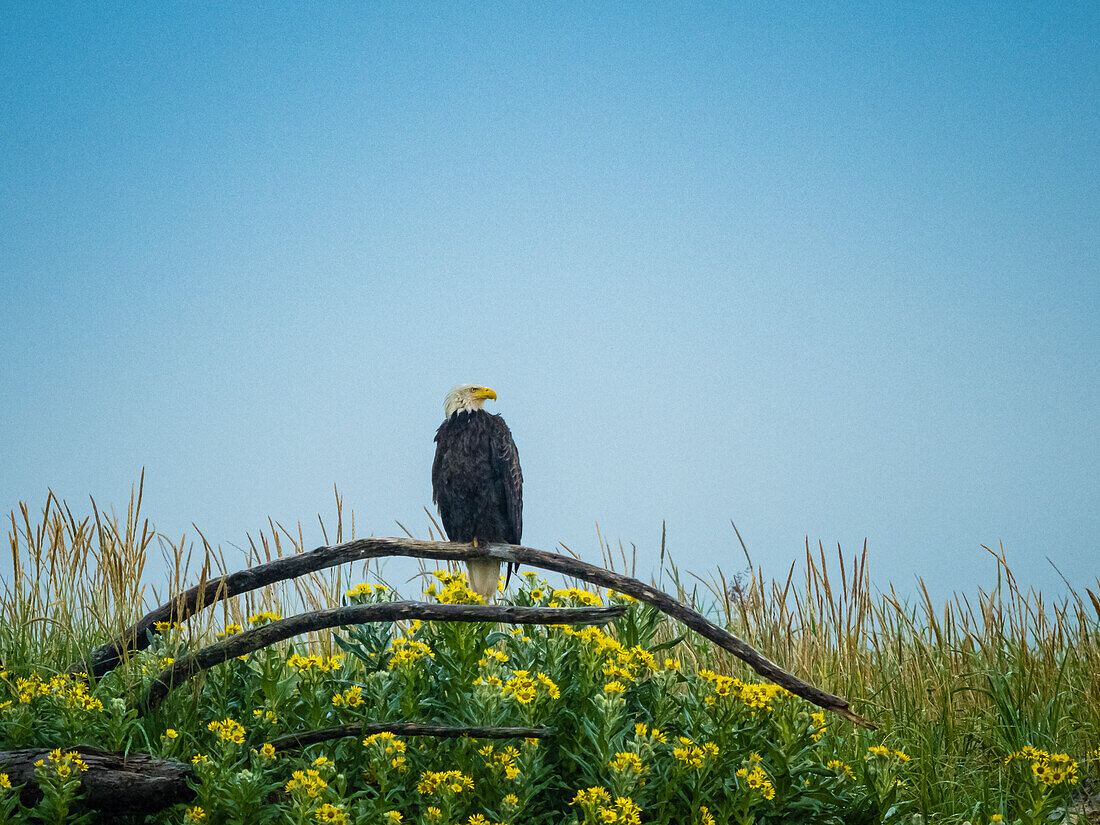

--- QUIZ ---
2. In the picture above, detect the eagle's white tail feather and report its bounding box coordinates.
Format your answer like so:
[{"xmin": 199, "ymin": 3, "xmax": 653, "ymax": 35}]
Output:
[{"xmin": 467, "ymin": 559, "xmax": 501, "ymax": 603}]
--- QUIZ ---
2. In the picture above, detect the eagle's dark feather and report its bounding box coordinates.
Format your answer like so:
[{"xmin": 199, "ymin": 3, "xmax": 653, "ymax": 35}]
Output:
[{"xmin": 432, "ymin": 410, "xmax": 523, "ymax": 583}]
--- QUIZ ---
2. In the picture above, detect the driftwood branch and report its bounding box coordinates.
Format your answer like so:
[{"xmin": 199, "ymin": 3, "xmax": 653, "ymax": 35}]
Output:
[
  {"xmin": 75, "ymin": 537, "xmax": 873, "ymax": 728},
  {"xmin": 269, "ymin": 722, "xmax": 552, "ymax": 751},
  {"xmin": 0, "ymin": 746, "xmax": 194, "ymax": 814},
  {"xmin": 138, "ymin": 601, "xmax": 625, "ymax": 714}
]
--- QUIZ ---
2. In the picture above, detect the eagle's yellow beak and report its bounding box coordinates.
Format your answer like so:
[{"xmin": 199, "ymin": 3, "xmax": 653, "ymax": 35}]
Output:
[{"xmin": 473, "ymin": 387, "xmax": 498, "ymax": 401}]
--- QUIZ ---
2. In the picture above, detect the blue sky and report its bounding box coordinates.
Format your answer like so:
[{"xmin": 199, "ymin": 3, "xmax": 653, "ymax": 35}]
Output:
[{"xmin": 2, "ymin": 3, "xmax": 1097, "ymax": 603}]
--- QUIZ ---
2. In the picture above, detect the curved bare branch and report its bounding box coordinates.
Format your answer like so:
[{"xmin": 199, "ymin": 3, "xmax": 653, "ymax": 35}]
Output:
[
  {"xmin": 268, "ymin": 721, "xmax": 552, "ymax": 751},
  {"xmin": 138, "ymin": 601, "xmax": 625, "ymax": 713},
  {"xmin": 74, "ymin": 537, "xmax": 873, "ymax": 728}
]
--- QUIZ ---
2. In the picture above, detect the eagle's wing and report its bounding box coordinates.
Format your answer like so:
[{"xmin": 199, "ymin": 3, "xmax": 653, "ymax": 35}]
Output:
[
  {"xmin": 431, "ymin": 419, "xmax": 459, "ymax": 541},
  {"xmin": 489, "ymin": 415, "xmax": 523, "ymax": 545}
]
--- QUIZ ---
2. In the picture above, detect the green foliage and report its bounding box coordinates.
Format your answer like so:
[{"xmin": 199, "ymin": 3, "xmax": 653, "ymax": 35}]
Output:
[{"xmin": 1, "ymin": 494, "xmax": 1097, "ymax": 823}]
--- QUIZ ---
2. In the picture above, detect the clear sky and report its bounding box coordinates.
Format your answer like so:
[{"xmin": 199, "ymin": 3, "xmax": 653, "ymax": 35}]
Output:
[{"xmin": 2, "ymin": 3, "xmax": 1097, "ymax": 604}]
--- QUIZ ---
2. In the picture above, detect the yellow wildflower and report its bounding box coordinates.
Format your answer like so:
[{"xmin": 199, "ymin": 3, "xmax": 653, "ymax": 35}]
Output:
[
  {"xmin": 285, "ymin": 768, "xmax": 327, "ymax": 798},
  {"xmin": 314, "ymin": 804, "xmax": 347, "ymax": 824},
  {"xmin": 673, "ymin": 737, "xmax": 719, "ymax": 770},
  {"xmin": 826, "ymin": 759, "xmax": 856, "ymax": 780},
  {"xmin": 346, "ymin": 582, "xmax": 380, "ymax": 599},
  {"xmin": 417, "ymin": 769, "xmax": 474, "ymax": 797},
  {"xmin": 743, "ymin": 764, "xmax": 776, "ymax": 800},
  {"xmin": 207, "ymin": 718, "xmax": 246, "ymax": 744},
  {"xmin": 388, "ymin": 639, "xmax": 435, "ymax": 668},
  {"xmin": 867, "ymin": 745, "xmax": 911, "ymax": 762},
  {"xmin": 811, "ymin": 711, "xmax": 827, "ymax": 741},
  {"xmin": 610, "ymin": 752, "xmax": 648, "ymax": 776},
  {"xmin": 570, "ymin": 787, "xmax": 612, "ymax": 806}
]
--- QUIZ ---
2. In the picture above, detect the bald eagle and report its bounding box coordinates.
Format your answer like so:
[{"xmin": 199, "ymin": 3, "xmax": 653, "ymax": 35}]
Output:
[{"xmin": 432, "ymin": 384, "xmax": 523, "ymax": 601}]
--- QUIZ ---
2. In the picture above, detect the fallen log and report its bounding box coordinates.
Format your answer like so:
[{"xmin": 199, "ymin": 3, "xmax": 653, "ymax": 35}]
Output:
[{"xmin": 0, "ymin": 746, "xmax": 195, "ymax": 815}]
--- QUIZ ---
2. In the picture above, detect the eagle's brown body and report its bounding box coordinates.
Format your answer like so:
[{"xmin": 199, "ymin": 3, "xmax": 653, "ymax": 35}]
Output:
[{"xmin": 432, "ymin": 405, "xmax": 522, "ymax": 600}]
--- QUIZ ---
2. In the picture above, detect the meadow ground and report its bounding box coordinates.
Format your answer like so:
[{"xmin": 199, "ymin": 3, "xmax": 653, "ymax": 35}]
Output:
[{"xmin": 0, "ymin": 488, "xmax": 1096, "ymax": 824}]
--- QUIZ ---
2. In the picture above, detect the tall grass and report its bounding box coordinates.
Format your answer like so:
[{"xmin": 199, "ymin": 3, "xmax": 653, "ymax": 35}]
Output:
[{"xmin": 2, "ymin": 485, "xmax": 1097, "ymax": 821}]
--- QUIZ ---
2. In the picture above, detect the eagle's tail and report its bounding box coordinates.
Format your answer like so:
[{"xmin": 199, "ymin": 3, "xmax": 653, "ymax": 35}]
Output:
[{"xmin": 467, "ymin": 558, "xmax": 502, "ymax": 603}]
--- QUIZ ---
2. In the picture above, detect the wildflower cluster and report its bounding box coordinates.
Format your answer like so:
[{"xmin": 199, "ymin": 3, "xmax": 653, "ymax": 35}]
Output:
[
  {"xmin": 610, "ymin": 751, "xmax": 648, "ymax": 777},
  {"xmin": 866, "ymin": 744, "xmax": 911, "ymax": 762},
  {"xmin": 424, "ymin": 570, "xmax": 484, "ymax": 604},
  {"xmin": 330, "ymin": 685, "xmax": 363, "ymax": 708},
  {"xmin": 345, "ymin": 582, "xmax": 388, "ymax": 601},
  {"xmin": 826, "ymin": 758, "xmax": 856, "ymax": 780},
  {"xmin": 810, "ymin": 711, "xmax": 827, "ymax": 741},
  {"xmin": 33, "ymin": 748, "xmax": 88, "ymax": 779},
  {"xmin": 32, "ymin": 749, "xmax": 89, "ymax": 823},
  {"xmin": 416, "ymin": 769, "xmax": 474, "ymax": 795},
  {"xmin": 736, "ymin": 757, "xmax": 776, "ymax": 800},
  {"xmin": 673, "ymin": 736, "xmax": 720, "ymax": 770},
  {"xmin": 207, "ymin": 717, "xmax": 246, "ymax": 744},
  {"xmin": 549, "ymin": 587, "xmax": 603, "ymax": 607},
  {"xmin": 416, "ymin": 768, "xmax": 475, "ymax": 819},
  {"xmin": 1004, "ymin": 746, "xmax": 1078, "ymax": 786},
  {"xmin": 363, "ymin": 731, "xmax": 409, "ymax": 773},
  {"xmin": 285, "ymin": 768, "xmax": 328, "ymax": 798},
  {"xmin": 387, "ymin": 639, "xmax": 435, "ymax": 668},
  {"xmin": 570, "ymin": 787, "xmax": 642, "ymax": 825},
  {"xmin": 7, "ymin": 672, "xmax": 103, "ymax": 712},
  {"xmin": 556, "ymin": 625, "xmax": 662, "ymax": 699},
  {"xmin": 500, "ymin": 669, "xmax": 560, "ymax": 704},
  {"xmin": 479, "ymin": 743, "xmax": 523, "ymax": 782},
  {"xmin": 633, "ymin": 722, "xmax": 667, "ymax": 744},
  {"xmin": 253, "ymin": 708, "xmax": 279, "ymax": 725},
  {"xmin": 698, "ymin": 669, "xmax": 788, "ymax": 710},
  {"xmin": 287, "ymin": 654, "xmax": 344, "ymax": 674}
]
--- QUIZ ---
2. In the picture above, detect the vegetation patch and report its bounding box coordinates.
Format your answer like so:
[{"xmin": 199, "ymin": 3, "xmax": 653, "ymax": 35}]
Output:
[{"xmin": 0, "ymin": 491, "xmax": 1096, "ymax": 823}]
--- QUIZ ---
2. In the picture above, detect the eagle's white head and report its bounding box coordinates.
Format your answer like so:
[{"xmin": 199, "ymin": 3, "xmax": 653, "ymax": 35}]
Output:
[{"xmin": 444, "ymin": 384, "xmax": 498, "ymax": 417}]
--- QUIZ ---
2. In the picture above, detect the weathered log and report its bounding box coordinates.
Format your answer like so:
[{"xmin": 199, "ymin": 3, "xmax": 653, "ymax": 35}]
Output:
[
  {"xmin": 268, "ymin": 721, "xmax": 552, "ymax": 751},
  {"xmin": 138, "ymin": 601, "xmax": 626, "ymax": 714},
  {"xmin": 73, "ymin": 537, "xmax": 873, "ymax": 728},
  {"xmin": 0, "ymin": 746, "xmax": 195, "ymax": 814}
]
